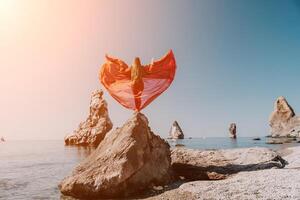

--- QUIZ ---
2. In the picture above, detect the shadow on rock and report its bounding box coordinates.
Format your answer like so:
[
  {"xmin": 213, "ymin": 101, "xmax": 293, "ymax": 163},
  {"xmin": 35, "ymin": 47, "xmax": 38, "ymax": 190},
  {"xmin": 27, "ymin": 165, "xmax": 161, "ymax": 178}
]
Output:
[{"xmin": 171, "ymin": 147, "xmax": 287, "ymax": 181}]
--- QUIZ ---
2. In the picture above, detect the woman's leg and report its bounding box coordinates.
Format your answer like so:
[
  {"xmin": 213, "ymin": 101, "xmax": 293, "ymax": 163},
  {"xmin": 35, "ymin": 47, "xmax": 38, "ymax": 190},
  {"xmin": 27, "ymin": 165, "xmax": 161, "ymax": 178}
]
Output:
[{"xmin": 131, "ymin": 80, "xmax": 144, "ymax": 111}]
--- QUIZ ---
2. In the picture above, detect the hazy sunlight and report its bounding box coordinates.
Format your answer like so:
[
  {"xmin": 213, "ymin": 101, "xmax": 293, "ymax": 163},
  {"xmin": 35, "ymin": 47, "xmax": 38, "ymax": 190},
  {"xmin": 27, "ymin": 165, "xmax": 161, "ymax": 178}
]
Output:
[{"xmin": 0, "ymin": 0, "xmax": 18, "ymax": 19}]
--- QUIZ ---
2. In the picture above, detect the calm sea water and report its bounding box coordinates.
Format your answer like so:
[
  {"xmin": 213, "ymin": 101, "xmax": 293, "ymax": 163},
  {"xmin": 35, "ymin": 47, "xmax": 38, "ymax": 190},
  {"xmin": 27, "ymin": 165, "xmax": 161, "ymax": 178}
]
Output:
[{"xmin": 0, "ymin": 138, "xmax": 299, "ymax": 199}]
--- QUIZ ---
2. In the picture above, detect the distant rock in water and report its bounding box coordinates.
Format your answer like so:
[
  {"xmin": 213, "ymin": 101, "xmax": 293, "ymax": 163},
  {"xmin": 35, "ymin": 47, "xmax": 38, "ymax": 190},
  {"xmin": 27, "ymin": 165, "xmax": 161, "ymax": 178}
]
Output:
[
  {"xmin": 59, "ymin": 112, "xmax": 172, "ymax": 199},
  {"xmin": 269, "ymin": 96, "xmax": 300, "ymax": 137},
  {"xmin": 0, "ymin": 137, "xmax": 5, "ymax": 142},
  {"xmin": 229, "ymin": 123, "xmax": 237, "ymax": 139},
  {"xmin": 64, "ymin": 90, "xmax": 113, "ymax": 146},
  {"xmin": 169, "ymin": 121, "xmax": 184, "ymax": 139},
  {"xmin": 253, "ymin": 137, "xmax": 261, "ymax": 141}
]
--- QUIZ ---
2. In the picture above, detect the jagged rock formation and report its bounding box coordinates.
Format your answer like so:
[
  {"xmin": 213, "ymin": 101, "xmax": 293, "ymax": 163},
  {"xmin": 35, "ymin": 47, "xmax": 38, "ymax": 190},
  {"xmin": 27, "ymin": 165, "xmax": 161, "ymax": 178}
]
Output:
[
  {"xmin": 64, "ymin": 90, "xmax": 113, "ymax": 146},
  {"xmin": 171, "ymin": 147, "xmax": 286, "ymax": 181},
  {"xmin": 229, "ymin": 123, "xmax": 237, "ymax": 139},
  {"xmin": 269, "ymin": 96, "xmax": 300, "ymax": 137},
  {"xmin": 59, "ymin": 112, "xmax": 172, "ymax": 199},
  {"xmin": 169, "ymin": 121, "xmax": 184, "ymax": 139}
]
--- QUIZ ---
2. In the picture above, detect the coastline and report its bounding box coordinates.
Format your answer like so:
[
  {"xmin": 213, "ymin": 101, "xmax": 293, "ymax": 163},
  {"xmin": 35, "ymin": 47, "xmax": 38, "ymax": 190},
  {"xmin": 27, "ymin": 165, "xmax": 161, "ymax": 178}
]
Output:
[
  {"xmin": 145, "ymin": 146, "xmax": 300, "ymax": 200},
  {"xmin": 61, "ymin": 144, "xmax": 295, "ymax": 200},
  {"xmin": 2, "ymin": 139, "xmax": 300, "ymax": 199}
]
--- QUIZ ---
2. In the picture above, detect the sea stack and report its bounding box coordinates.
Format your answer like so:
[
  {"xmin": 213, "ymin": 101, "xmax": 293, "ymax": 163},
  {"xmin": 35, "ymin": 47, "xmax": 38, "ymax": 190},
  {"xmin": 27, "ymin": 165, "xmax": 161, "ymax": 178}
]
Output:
[
  {"xmin": 229, "ymin": 123, "xmax": 237, "ymax": 139},
  {"xmin": 0, "ymin": 137, "xmax": 5, "ymax": 142},
  {"xmin": 64, "ymin": 90, "xmax": 113, "ymax": 146},
  {"xmin": 169, "ymin": 121, "xmax": 184, "ymax": 139},
  {"xmin": 269, "ymin": 96, "xmax": 300, "ymax": 137},
  {"xmin": 59, "ymin": 112, "xmax": 172, "ymax": 199}
]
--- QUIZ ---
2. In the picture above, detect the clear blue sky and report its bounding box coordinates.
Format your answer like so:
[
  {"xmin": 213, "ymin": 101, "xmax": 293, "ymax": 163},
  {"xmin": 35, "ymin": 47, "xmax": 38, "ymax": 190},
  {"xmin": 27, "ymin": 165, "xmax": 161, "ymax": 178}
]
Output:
[{"xmin": 1, "ymin": 0, "xmax": 300, "ymax": 139}]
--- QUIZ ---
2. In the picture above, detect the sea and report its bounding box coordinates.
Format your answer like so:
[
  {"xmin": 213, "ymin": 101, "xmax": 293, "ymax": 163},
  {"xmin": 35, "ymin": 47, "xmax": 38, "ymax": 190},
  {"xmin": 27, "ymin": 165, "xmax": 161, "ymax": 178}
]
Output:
[{"xmin": 0, "ymin": 137, "xmax": 299, "ymax": 200}]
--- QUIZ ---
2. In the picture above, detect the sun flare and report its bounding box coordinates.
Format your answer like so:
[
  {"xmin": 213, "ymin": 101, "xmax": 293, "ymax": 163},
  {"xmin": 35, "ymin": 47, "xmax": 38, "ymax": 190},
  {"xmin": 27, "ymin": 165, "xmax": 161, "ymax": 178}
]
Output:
[{"xmin": 0, "ymin": 0, "xmax": 18, "ymax": 19}]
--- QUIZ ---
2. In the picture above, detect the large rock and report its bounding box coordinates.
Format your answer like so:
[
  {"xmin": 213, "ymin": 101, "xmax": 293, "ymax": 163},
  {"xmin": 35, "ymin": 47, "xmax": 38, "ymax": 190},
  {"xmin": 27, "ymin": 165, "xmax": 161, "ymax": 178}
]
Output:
[
  {"xmin": 229, "ymin": 123, "xmax": 237, "ymax": 139},
  {"xmin": 59, "ymin": 112, "xmax": 172, "ymax": 199},
  {"xmin": 269, "ymin": 96, "xmax": 300, "ymax": 137},
  {"xmin": 169, "ymin": 121, "xmax": 184, "ymax": 139},
  {"xmin": 171, "ymin": 147, "xmax": 286, "ymax": 180},
  {"xmin": 165, "ymin": 147, "xmax": 300, "ymax": 200},
  {"xmin": 64, "ymin": 90, "xmax": 113, "ymax": 146}
]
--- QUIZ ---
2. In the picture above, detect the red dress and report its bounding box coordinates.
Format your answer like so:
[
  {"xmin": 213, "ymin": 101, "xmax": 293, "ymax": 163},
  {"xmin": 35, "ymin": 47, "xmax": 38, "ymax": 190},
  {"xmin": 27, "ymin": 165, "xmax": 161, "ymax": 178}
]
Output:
[{"xmin": 100, "ymin": 50, "xmax": 176, "ymax": 111}]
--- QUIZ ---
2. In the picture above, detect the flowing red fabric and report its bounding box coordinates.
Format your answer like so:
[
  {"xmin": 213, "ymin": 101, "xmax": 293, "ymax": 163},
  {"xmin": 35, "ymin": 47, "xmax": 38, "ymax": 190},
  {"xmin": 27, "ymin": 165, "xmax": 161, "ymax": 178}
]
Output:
[{"xmin": 100, "ymin": 50, "xmax": 176, "ymax": 111}]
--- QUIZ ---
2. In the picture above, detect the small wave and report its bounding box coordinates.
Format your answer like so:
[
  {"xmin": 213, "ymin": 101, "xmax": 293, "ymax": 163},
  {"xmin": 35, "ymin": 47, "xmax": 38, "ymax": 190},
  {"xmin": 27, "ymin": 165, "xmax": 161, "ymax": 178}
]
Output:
[
  {"xmin": 0, "ymin": 178, "xmax": 29, "ymax": 190},
  {"xmin": 18, "ymin": 161, "xmax": 72, "ymax": 169}
]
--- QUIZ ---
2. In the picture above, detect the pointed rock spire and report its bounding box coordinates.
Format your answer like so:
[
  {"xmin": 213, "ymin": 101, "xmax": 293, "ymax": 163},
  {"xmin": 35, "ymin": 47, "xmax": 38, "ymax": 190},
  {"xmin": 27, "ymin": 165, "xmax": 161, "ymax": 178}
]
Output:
[
  {"xmin": 64, "ymin": 90, "xmax": 113, "ymax": 146},
  {"xmin": 169, "ymin": 121, "xmax": 184, "ymax": 139},
  {"xmin": 229, "ymin": 123, "xmax": 237, "ymax": 139}
]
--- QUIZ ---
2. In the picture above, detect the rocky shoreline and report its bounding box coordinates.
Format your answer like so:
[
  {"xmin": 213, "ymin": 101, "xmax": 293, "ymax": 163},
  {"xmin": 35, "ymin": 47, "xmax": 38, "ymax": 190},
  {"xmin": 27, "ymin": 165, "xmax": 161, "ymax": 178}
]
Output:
[
  {"xmin": 59, "ymin": 94, "xmax": 300, "ymax": 199},
  {"xmin": 145, "ymin": 146, "xmax": 300, "ymax": 200},
  {"xmin": 60, "ymin": 144, "xmax": 300, "ymax": 200}
]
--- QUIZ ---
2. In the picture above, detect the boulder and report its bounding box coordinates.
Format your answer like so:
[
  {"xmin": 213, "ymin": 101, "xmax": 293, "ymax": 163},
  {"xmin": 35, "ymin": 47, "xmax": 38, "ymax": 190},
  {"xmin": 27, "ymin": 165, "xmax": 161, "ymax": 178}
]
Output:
[
  {"xmin": 64, "ymin": 90, "xmax": 113, "ymax": 146},
  {"xmin": 59, "ymin": 112, "xmax": 172, "ymax": 199},
  {"xmin": 229, "ymin": 123, "xmax": 237, "ymax": 139},
  {"xmin": 171, "ymin": 147, "xmax": 286, "ymax": 181},
  {"xmin": 269, "ymin": 96, "xmax": 300, "ymax": 137},
  {"xmin": 169, "ymin": 121, "xmax": 184, "ymax": 139}
]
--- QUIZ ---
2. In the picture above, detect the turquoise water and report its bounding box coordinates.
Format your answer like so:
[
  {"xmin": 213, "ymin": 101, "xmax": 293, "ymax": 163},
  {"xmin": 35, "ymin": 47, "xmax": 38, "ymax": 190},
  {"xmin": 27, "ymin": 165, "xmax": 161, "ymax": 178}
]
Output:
[{"xmin": 0, "ymin": 138, "xmax": 299, "ymax": 199}]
